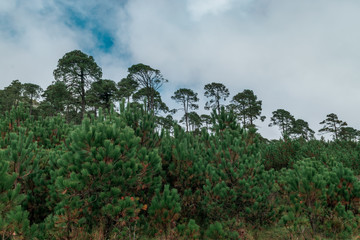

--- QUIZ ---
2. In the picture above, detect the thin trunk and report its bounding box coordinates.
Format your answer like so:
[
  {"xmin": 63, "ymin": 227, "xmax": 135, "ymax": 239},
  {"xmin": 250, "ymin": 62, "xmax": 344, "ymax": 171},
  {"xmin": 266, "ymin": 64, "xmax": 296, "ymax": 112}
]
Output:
[
  {"xmin": 243, "ymin": 113, "xmax": 246, "ymax": 128},
  {"xmin": 80, "ymin": 69, "xmax": 85, "ymax": 120},
  {"xmin": 184, "ymin": 101, "xmax": 188, "ymax": 132},
  {"xmin": 151, "ymin": 94, "xmax": 154, "ymax": 115},
  {"xmin": 29, "ymin": 96, "xmax": 33, "ymax": 115}
]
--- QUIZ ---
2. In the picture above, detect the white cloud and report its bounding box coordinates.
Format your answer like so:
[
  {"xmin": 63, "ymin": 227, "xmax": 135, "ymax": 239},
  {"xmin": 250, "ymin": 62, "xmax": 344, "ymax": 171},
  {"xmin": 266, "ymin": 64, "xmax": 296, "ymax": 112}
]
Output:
[
  {"xmin": 0, "ymin": 0, "xmax": 16, "ymax": 12},
  {"xmin": 0, "ymin": 1, "xmax": 80, "ymax": 89},
  {"xmin": 187, "ymin": 0, "xmax": 235, "ymax": 19},
  {"xmin": 122, "ymin": 0, "xmax": 360, "ymax": 139},
  {"xmin": 0, "ymin": 0, "xmax": 126, "ymax": 90},
  {"xmin": 1, "ymin": 0, "xmax": 360, "ymax": 139}
]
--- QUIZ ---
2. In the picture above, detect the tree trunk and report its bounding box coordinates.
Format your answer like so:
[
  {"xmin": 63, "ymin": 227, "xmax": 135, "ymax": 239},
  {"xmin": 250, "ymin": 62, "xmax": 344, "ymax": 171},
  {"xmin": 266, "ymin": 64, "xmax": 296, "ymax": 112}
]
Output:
[
  {"xmin": 184, "ymin": 101, "xmax": 188, "ymax": 132},
  {"xmin": 80, "ymin": 69, "xmax": 86, "ymax": 120},
  {"xmin": 29, "ymin": 96, "xmax": 33, "ymax": 116}
]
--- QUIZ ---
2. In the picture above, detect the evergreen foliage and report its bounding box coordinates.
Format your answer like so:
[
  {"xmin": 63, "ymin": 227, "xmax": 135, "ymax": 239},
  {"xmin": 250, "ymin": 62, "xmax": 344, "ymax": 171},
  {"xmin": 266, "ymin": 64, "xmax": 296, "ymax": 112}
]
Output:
[
  {"xmin": 269, "ymin": 109, "xmax": 295, "ymax": 137},
  {"xmin": 127, "ymin": 63, "xmax": 168, "ymax": 114},
  {"xmin": 2, "ymin": 58, "xmax": 360, "ymax": 238},
  {"xmin": 279, "ymin": 158, "xmax": 360, "ymax": 238},
  {"xmin": 319, "ymin": 113, "xmax": 348, "ymax": 140},
  {"xmin": 53, "ymin": 50, "xmax": 103, "ymax": 120},
  {"xmin": 0, "ymin": 159, "xmax": 30, "ymax": 239},
  {"xmin": 204, "ymin": 82, "xmax": 230, "ymax": 114},
  {"xmin": 0, "ymin": 101, "xmax": 359, "ymax": 239},
  {"xmin": 172, "ymin": 88, "xmax": 199, "ymax": 132},
  {"xmin": 117, "ymin": 77, "xmax": 139, "ymax": 104},
  {"xmin": 49, "ymin": 108, "xmax": 162, "ymax": 237},
  {"xmin": 230, "ymin": 89, "xmax": 265, "ymax": 128}
]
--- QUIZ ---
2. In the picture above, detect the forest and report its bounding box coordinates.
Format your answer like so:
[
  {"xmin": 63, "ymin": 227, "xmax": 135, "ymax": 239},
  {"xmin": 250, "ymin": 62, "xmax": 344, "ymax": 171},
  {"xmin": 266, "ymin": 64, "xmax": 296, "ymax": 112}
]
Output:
[{"xmin": 1, "ymin": 50, "xmax": 360, "ymax": 239}]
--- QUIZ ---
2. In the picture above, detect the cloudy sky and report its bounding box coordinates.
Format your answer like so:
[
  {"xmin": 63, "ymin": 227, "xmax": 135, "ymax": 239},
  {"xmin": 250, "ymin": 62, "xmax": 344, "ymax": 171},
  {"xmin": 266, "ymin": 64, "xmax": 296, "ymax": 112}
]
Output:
[{"xmin": 1, "ymin": 0, "xmax": 360, "ymax": 139}]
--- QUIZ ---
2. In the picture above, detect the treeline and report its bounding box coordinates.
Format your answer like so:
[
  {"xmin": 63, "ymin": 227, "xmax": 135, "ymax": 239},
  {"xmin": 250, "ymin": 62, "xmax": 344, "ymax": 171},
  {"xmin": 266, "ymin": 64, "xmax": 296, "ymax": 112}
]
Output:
[
  {"xmin": 1, "ymin": 102, "xmax": 360, "ymax": 239},
  {"xmin": 1, "ymin": 49, "xmax": 358, "ymax": 141}
]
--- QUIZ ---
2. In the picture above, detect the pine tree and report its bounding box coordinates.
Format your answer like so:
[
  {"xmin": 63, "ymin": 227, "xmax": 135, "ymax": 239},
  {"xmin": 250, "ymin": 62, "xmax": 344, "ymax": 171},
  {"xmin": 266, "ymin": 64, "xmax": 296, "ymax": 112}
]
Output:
[
  {"xmin": 127, "ymin": 64, "xmax": 168, "ymax": 114},
  {"xmin": 53, "ymin": 50, "xmax": 102, "ymax": 120},
  {"xmin": 159, "ymin": 126, "xmax": 209, "ymax": 223},
  {"xmin": 171, "ymin": 88, "xmax": 199, "ymax": 132},
  {"xmin": 319, "ymin": 113, "xmax": 347, "ymax": 140},
  {"xmin": 51, "ymin": 108, "xmax": 162, "ymax": 238},
  {"xmin": 230, "ymin": 89, "xmax": 265, "ymax": 128},
  {"xmin": 117, "ymin": 77, "xmax": 139, "ymax": 104},
  {"xmin": 86, "ymin": 79, "xmax": 117, "ymax": 114},
  {"xmin": 269, "ymin": 109, "xmax": 295, "ymax": 137},
  {"xmin": 204, "ymin": 82, "xmax": 229, "ymax": 114},
  {"xmin": 39, "ymin": 81, "xmax": 72, "ymax": 119},
  {"xmin": 0, "ymin": 159, "xmax": 30, "ymax": 239},
  {"xmin": 148, "ymin": 185, "xmax": 181, "ymax": 238},
  {"xmin": 22, "ymin": 83, "xmax": 43, "ymax": 116},
  {"xmin": 279, "ymin": 158, "xmax": 360, "ymax": 237},
  {"xmin": 200, "ymin": 114, "xmax": 212, "ymax": 131},
  {"xmin": 290, "ymin": 119, "xmax": 315, "ymax": 140},
  {"xmin": 119, "ymin": 100, "xmax": 161, "ymax": 149},
  {"xmin": 338, "ymin": 126, "xmax": 359, "ymax": 142},
  {"xmin": 1, "ymin": 80, "xmax": 23, "ymax": 113}
]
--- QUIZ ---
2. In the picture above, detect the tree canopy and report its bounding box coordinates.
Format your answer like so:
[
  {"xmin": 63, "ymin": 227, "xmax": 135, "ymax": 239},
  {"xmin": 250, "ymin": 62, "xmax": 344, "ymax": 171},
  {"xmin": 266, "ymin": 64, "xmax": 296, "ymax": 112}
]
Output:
[
  {"xmin": 204, "ymin": 82, "xmax": 229, "ymax": 114},
  {"xmin": 87, "ymin": 79, "xmax": 117, "ymax": 113},
  {"xmin": 269, "ymin": 109, "xmax": 295, "ymax": 137},
  {"xmin": 230, "ymin": 89, "xmax": 265, "ymax": 129},
  {"xmin": 171, "ymin": 88, "xmax": 199, "ymax": 132},
  {"xmin": 53, "ymin": 50, "xmax": 102, "ymax": 119},
  {"xmin": 127, "ymin": 63, "xmax": 168, "ymax": 114},
  {"xmin": 319, "ymin": 113, "xmax": 348, "ymax": 140}
]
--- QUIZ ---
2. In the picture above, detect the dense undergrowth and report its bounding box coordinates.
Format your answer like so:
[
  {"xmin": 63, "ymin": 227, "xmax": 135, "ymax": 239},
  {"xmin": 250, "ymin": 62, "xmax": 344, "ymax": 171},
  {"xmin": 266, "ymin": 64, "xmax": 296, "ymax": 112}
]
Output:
[{"xmin": 1, "ymin": 103, "xmax": 360, "ymax": 239}]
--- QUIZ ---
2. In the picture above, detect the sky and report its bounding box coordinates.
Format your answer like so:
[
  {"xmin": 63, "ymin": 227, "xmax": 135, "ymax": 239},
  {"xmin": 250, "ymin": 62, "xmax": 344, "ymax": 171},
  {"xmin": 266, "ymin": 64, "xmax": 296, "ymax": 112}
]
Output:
[{"xmin": 1, "ymin": 0, "xmax": 360, "ymax": 139}]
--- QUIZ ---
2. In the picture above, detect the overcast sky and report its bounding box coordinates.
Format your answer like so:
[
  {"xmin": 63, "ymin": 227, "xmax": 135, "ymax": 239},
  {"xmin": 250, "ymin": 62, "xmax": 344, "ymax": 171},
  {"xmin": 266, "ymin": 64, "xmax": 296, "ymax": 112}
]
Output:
[{"xmin": 1, "ymin": 0, "xmax": 360, "ymax": 139}]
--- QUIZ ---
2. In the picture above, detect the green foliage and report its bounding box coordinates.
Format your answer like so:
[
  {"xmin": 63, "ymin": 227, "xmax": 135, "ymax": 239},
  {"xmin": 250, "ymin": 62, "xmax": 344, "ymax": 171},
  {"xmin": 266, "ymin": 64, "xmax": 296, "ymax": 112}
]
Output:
[
  {"xmin": 0, "ymin": 80, "xmax": 23, "ymax": 113},
  {"xmin": 160, "ymin": 126, "xmax": 210, "ymax": 225},
  {"xmin": 86, "ymin": 79, "xmax": 117, "ymax": 113},
  {"xmin": 291, "ymin": 119, "xmax": 315, "ymax": 140},
  {"xmin": 205, "ymin": 221, "xmax": 239, "ymax": 240},
  {"xmin": 127, "ymin": 63, "xmax": 168, "ymax": 114},
  {"xmin": 31, "ymin": 114, "xmax": 72, "ymax": 149},
  {"xmin": 176, "ymin": 219, "xmax": 201, "ymax": 240},
  {"xmin": 160, "ymin": 108, "xmax": 277, "ymax": 230},
  {"xmin": 39, "ymin": 81, "xmax": 73, "ymax": 119},
  {"xmin": 0, "ymin": 156, "xmax": 30, "ymax": 239},
  {"xmin": 279, "ymin": 158, "xmax": 360, "ymax": 238},
  {"xmin": 3, "ymin": 129, "xmax": 38, "ymax": 189},
  {"xmin": 1, "ymin": 91, "xmax": 360, "ymax": 239},
  {"xmin": 269, "ymin": 109, "xmax": 295, "ymax": 137},
  {"xmin": 202, "ymin": 124, "xmax": 277, "ymax": 226},
  {"xmin": 148, "ymin": 185, "xmax": 181, "ymax": 237},
  {"xmin": 262, "ymin": 137, "xmax": 301, "ymax": 170},
  {"xmin": 172, "ymin": 88, "xmax": 199, "ymax": 132},
  {"xmin": 319, "ymin": 113, "xmax": 348, "ymax": 140},
  {"xmin": 230, "ymin": 89, "xmax": 265, "ymax": 128},
  {"xmin": 200, "ymin": 114, "xmax": 212, "ymax": 131},
  {"xmin": 53, "ymin": 50, "xmax": 102, "ymax": 120},
  {"xmin": 181, "ymin": 111, "xmax": 202, "ymax": 132},
  {"xmin": 204, "ymin": 82, "xmax": 229, "ymax": 114},
  {"xmin": 339, "ymin": 126, "xmax": 359, "ymax": 141},
  {"xmin": 119, "ymin": 100, "xmax": 161, "ymax": 149},
  {"xmin": 22, "ymin": 83, "xmax": 43, "ymax": 116},
  {"xmin": 117, "ymin": 77, "xmax": 139, "ymax": 104},
  {"xmin": 51, "ymin": 109, "xmax": 162, "ymax": 237},
  {"xmin": 102, "ymin": 196, "xmax": 143, "ymax": 239},
  {"xmin": 133, "ymin": 88, "xmax": 169, "ymax": 115},
  {"xmin": 210, "ymin": 106, "xmax": 238, "ymax": 133}
]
